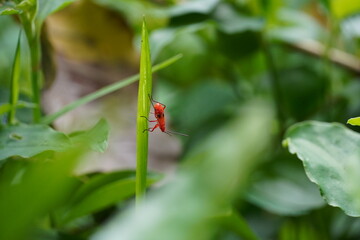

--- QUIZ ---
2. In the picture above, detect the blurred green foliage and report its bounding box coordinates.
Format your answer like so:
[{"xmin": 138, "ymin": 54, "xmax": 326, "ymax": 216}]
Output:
[{"xmin": 1, "ymin": 0, "xmax": 360, "ymax": 239}]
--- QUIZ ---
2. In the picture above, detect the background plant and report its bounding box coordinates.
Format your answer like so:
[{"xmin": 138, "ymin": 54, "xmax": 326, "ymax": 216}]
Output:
[{"xmin": 0, "ymin": 1, "xmax": 178, "ymax": 240}]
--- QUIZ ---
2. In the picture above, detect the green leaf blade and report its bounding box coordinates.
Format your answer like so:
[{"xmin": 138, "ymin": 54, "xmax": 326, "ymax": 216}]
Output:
[
  {"xmin": 8, "ymin": 30, "xmax": 22, "ymax": 125},
  {"xmin": 60, "ymin": 171, "xmax": 162, "ymax": 224},
  {"xmin": 135, "ymin": 18, "xmax": 152, "ymax": 203},
  {"xmin": 285, "ymin": 121, "xmax": 360, "ymax": 217},
  {"xmin": 71, "ymin": 171, "xmax": 138, "ymax": 204}
]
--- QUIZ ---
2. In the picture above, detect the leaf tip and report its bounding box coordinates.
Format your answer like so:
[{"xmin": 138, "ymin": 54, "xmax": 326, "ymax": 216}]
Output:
[
  {"xmin": 347, "ymin": 117, "xmax": 360, "ymax": 126},
  {"xmin": 282, "ymin": 139, "xmax": 289, "ymax": 148},
  {"xmin": 142, "ymin": 15, "xmax": 147, "ymax": 27}
]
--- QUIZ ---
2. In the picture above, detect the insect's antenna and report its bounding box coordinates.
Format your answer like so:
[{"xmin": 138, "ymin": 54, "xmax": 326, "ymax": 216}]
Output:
[
  {"xmin": 148, "ymin": 94, "xmax": 155, "ymax": 108},
  {"xmin": 165, "ymin": 130, "xmax": 189, "ymax": 137},
  {"xmin": 149, "ymin": 94, "xmax": 166, "ymax": 108}
]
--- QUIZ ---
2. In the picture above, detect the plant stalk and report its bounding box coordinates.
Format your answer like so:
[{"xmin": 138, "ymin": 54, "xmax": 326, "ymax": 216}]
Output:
[
  {"xmin": 8, "ymin": 30, "xmax": 22, "ymax": 125},
  {"xmin": 21, "ymin": 14, "xmax": 42, "ymax": 123},
  {"xmin": 29, "ymin": 31, "xmax": 42, "ymax": 123},
  {"xmin": 263, "ymin": 41, "xmax": 285, "ymax": 133},
  {"xmin": 136, "ymin": 19, "xmax": 152, "ymax": 205}
]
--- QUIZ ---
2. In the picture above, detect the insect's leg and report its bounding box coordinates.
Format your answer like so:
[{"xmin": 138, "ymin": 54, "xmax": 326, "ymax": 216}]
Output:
[
  {"xmin": 143, "ymin": 124, "xmax": 159, "ymax": 133},
  {"xmin": 149, "ymin": 124, "xmax": 159, "ymax": 132},
  {"xmin": 140, "ymin": 116, "xmax": 157, "ymax": 122}
]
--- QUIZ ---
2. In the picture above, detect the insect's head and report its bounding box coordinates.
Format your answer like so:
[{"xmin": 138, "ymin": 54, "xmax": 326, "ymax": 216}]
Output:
[{"xmin": 154, "ymin": 103, "xmax": 165, "ymax": 111}]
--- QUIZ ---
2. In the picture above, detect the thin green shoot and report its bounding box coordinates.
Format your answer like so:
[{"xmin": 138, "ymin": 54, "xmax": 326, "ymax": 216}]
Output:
[
  {"xmin": 136, "ymin": 18, "xmax": 152, "ymax": 205},
  {"xmin": 8, "ymin": 30, "xmax": 22, "ymax": 125},
  {"xmin": 41, "ymin": 54, "xmax": 182, "ymax": 125}
]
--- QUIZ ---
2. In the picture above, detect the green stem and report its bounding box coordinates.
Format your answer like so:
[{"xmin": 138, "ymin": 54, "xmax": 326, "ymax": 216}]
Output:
[
  {"xmin": 41, "ymin": 54, "xmax": 182, "ymax": 125},
  {"xmin": 21, "ymin": 15, "xmax": 42, "ymax": 123},
  {"xmin": 29, "ymin": 31, "xmax": 42, "ymax": 123},
  {"xmin": 263, "ymin": 41, "xmax": 285, "ymax": 133},
  {"xmin": 136, "ymin": 19, "xmax": 152, "ymax": 205}
]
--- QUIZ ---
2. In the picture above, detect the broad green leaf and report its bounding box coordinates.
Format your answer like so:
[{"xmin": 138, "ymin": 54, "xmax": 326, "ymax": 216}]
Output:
[
  {"xmin": 347, "ymin": 117, "xmax": 360, "ymax": 126},
  {"xmin": 59, "ymin": 171, "xmax": 162, "ymax": 224},
  {"xmin": 0, "ymin": 124, "xmax": 71, "ymax": 160},
  {"xmin": 69, "ymin": 118, "xmax": 109, "ymax": 152},
  {"xmin": 0, "ymin": 149, "xmax": 82, "ymax": 240},
  {"xmin": 284, "ymin": 121, "xmax": 360, "ymax": 217}
]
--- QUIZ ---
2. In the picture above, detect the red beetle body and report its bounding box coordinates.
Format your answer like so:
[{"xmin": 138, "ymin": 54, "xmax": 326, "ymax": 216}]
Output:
[{"xmin": 153, "ymin": 102, "xmax": 166, "ymax": 132}]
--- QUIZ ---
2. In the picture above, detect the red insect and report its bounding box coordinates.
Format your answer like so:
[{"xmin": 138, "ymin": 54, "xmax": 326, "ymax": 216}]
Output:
[{"xmin": 141, "ymin": 95, "xmax": 188, "ymax": 136}]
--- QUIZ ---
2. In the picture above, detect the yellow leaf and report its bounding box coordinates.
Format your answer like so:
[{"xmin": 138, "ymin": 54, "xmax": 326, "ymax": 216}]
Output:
[{"xmin": 347, "ymin": 117, "xmax": 360, "ymax": 126}]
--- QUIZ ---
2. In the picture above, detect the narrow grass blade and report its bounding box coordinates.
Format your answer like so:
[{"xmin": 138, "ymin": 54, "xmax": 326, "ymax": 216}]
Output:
[
  {"xmin": 7, "ymin": 30, "xmax": 22, "ymax": 125},
  {"xmin": 136, "ymin": 18, "xmax": 152, "ymax": 204},
  {"xmin": 40, "ymin": 54, "xmax": 182, "ymax": 125}
]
